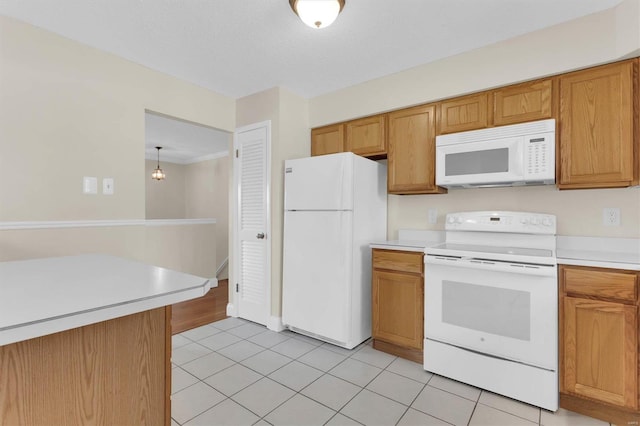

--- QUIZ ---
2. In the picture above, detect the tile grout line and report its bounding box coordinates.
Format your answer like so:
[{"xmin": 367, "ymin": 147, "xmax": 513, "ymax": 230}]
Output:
[
  {"xmin": 404, "ymin": 373, "xmax": 460, "ymax": 426},
  {"xmin": 175, "ymin": 321, "xmax": 497, "ymax": 426},
  {"xmin": 244, "ymin": 332, "xmax": 387, "ymax": 424},
  {"xmin": 393, "ymin": 377, "xmax": 430, "ymax": 426},
  {"xmin": 183, "ymin": 325, "xmax": 336, "ymax": 424}
]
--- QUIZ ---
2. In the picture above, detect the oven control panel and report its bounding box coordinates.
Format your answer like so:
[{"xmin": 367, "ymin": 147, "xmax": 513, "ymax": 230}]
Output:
[{"xmin": 445, "ymin": 211, "xmax": 556, "ymax": 234}]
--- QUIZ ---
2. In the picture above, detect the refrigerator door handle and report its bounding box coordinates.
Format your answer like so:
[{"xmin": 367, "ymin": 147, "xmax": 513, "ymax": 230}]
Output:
[{"xmin": 256, "ymin": 232, "xmax": 266, "ymax": 239}]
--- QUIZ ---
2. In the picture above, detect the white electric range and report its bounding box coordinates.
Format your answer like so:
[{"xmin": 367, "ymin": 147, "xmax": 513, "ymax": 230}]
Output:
[{"xmin": 424, "ymin": 211, "xmax": 558, "ymax": 411}]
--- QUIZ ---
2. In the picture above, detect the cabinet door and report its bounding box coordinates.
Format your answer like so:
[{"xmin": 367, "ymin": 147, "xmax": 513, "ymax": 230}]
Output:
[
  {"xmin": 345, "ymin": 115, "xmax": 386, "ymax": 157},
  {"xmin": 559, "ymin": 60, "xmax": 636, "ymax": 188},
  {"xmin": 311, "ymin": 124, "xmax": 344, "ymax": 156},
  {"xmin": 493, "ymin": 79, "xmax": 554, "ymax": 126},
  {"xmin": 562, "ymin": 296, "xmax": 637, "ymax": 409},
  {"xmin": 438, "ymin": 92, "xmax": 489, "ymax": 134},
  {"xmin": 372, "ymin": 270, "xmax": 423, "ymax": 350},
  {"xmin": 388, "ymin": 104, "xmax": 446, "ymax": 194}
]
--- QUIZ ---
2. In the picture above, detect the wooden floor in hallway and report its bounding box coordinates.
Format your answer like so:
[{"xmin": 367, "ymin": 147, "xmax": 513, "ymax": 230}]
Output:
[{"xmin": 171, "ymin": 279, "xmax": 228, "ymax": 335}]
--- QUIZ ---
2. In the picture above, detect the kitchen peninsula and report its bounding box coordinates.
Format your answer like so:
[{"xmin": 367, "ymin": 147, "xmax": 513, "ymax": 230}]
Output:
[{"xmin": 0, "ymin": 254, "xmax": 210, "ymax": 426}]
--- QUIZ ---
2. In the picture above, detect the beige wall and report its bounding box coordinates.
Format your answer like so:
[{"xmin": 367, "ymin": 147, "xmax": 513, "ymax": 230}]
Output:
[
  {"xmin": 0, "ymin": 15, "xmax": 233, "ymax": 278},
  {"xmin": 309, "ymin": 1, "xmax": 640, "ymax": 126},
  {"xmin": 144, "ymin": 224, "xmax": 217, "ymax": 278},
  {"xmin": 145, "ymin": 160, "xmax": 187, "ymax": 219},
  {"xmin": 307, "ymin": 1, "xmax": 640, "ymax": 239},
  {"xmin": 235, "ymin": 87, "xmax": 309, "ymax": 318},
  {"xmin": 144, "ymin": 155, "xmax": 230, "ymax": 275},
  {"xmin": 185, "ymin": 155, "xmax": 230, "ymax": 277},
  {"xmin": 270, "ymin": 89, "xmax": 310, "ymax": 316},
  {"xmin": 0, "ymin": 224, "xmax": 216, "ymax": 279},
  {"xmin": 388, "ymin": 187, "xmax": 640, "ymax": 239},
  {"xmin": 0, "ymin": 227, "xmax": 146, "ymax": 263}
]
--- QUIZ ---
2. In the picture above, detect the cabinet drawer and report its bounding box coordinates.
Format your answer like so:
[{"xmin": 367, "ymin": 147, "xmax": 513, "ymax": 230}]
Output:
[
  {"xmin": 372, "ymin": 250, "xmax": 423, "ymax": 274},
  {"xmin": 562, "ymin": 266, "xmax": 637, "ymax": 303}
]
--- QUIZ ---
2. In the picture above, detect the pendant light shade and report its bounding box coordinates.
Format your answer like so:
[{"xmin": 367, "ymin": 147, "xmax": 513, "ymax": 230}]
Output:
[
  {"xmin": 289, "ymin": 0, "xmax": 345, "ymax": 29},
  {"xmin": 151, "ymin": 146, "xmax": 165, "ymax": 180}
]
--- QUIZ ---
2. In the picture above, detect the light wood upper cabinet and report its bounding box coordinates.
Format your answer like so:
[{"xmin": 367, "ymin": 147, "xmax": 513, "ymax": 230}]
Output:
[
  {"xmin": 560, "ymin": 265, "xmax": 639, "ymax": 414},
  {"xmin": 387, "ymin": 104, "xmax": 446, "ymax": 194},
  {"xmin": 438, "ymin": 92, "xmax": 490, "ymax": 134},
  {"xmin": 311, "ymin": 124, "xmax": 344, "ymax": 156},
  {"xmin": 309, "ymin": 58, "xmax": 639, "ymax": 193},
  {"xmin": 345, "ymin": 114, "xmax": 387, "ymax": 157},
  {"xmin": 558, "ymin": 60, "xmax": 637, "ymax": 188},
  {"xmin": 493, "ymin": 79, "xmax": 554, "ymax": 126}
]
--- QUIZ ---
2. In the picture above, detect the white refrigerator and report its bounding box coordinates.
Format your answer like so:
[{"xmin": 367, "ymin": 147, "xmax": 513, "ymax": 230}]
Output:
[{"xmin": 282, "ymin": 152, "xmax": 387, "ymax": 349}]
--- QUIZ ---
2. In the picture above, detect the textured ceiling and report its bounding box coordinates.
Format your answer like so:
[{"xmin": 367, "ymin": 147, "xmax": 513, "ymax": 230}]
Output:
[
  {"xmin": 0, "ymin": 0, "xmax": 624, "ymax": 99},
  {"xmin": 144, "ymin": 113, "xmax": 231, "ymax": 163}
]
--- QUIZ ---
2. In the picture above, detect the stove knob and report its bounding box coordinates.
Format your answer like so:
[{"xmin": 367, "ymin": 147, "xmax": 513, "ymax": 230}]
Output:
[
  {"xmin": 448, "ymin": 216, "xmax": 456, "ymax": 224},
  {"xmin": 531, "ymin": 217, "xmax": 540, "ymax": 225},
  {"xmin": 520, "ymin": 217, "xmax": 529, "ymax": 225},
  {"xmin": 542, "ymin": 218, "xmax": 552, "ymax": 226}
]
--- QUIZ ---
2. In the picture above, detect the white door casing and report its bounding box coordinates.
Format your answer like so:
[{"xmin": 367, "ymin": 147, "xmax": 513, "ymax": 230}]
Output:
[{"xmin": 231, "ymin": 121, "xmax": 271, "ymax": 326}]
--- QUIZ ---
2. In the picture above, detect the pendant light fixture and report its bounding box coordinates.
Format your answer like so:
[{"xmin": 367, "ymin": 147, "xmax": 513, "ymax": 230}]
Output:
[
  {"xmin": 151, "ymin": 146, "xmax": 166, "ymax": 180},
  {"xmin": 289, "ymin": 0, "xmax": 345, "ymax": 29}
]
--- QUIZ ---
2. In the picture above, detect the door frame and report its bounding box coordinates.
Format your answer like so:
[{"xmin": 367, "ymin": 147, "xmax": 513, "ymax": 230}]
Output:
[{"xmin": 229, "ymin": 120, "xmax": 272, "ymax": 324}]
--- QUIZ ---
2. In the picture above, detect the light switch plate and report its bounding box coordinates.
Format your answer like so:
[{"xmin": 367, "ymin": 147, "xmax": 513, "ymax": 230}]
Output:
[
  {"xmin": 83, "ymin": 176, "xmax": 98, "ymax": 195},
  {"xmin": 102, "ymin": 178, "xmax": 114, "ymax": 195}
]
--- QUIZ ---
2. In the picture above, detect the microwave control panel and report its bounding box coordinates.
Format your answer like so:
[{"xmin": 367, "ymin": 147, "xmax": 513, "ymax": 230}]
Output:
[{"xmin": 524, "ymin": 133, "xmax": 555, "ymax": 180}]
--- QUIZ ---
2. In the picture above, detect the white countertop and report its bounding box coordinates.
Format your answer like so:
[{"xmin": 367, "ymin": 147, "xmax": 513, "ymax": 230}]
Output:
[
  {"xmin": 556, "ymin": 236, "xmax": 640, "ymax": 271},
  {"xmin": 0, "ymin": 254, "xmax": 211, "ymax": 346},
  {"xmin": 370, "ymin": 240, "xmax": 442, "ymax": 252},
  {"xmin": 370, "ymin": 229, "xmax": 445, "ymax": 252},
  {"xmin": 371, "ymin": 232, "xmax": 640, "ymax": 271}
]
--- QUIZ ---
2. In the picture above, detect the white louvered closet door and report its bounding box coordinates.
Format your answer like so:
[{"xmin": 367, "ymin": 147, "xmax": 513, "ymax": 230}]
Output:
[{"xmin": 235, "ymin": 122, "xmax": 270, "ymax": 325}]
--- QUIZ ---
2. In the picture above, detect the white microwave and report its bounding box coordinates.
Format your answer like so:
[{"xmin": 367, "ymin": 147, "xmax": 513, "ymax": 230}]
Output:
[{"xmin": 435, "ymin": 119, "xmax": 555, "ymax": 188}]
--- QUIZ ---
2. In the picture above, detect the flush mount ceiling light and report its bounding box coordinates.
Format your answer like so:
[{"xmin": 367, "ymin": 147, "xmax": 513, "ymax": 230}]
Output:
[
  {"xmin": 151, "ymin": 146, "xmax": 166, "ymax": 180},
  {"xmin": 289, "ymin": 0, "xmax": 345, "ymax": 29}
]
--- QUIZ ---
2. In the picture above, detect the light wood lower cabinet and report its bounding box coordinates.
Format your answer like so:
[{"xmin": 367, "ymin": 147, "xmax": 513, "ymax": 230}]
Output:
[
  {"xmin": 0, "ymin": 307, "xmax": 171, "ymax": 426},
  {"xmin": 560, "ymin": 265, "xmax": 640, "ymax": 425},
  {"xmin": 372, "ymin": 249, "xmax": 424, "ymax": 363}
]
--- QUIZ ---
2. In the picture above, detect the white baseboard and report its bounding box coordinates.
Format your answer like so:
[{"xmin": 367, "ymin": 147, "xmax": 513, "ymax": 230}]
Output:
[
  {"xmin": 226, "ymin": 303, "xmax": 236, "ymax": 317},
  {"xmin": 267, "ymin": 316, "xmax": 285, "ymax": 332}
]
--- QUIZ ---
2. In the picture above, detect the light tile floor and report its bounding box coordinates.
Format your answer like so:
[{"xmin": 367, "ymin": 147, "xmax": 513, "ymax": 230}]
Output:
[{"xmin": 171, "ymin": 318, "xmax": 612, "ymax": 426}]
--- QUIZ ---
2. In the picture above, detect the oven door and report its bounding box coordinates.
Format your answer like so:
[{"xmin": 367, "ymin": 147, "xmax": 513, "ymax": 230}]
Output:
[
  {"xmin": 424, "ymin": 255, "xmax": 557, "ymax": 370},
  {"xmin": 435, "ymin": 137, "xmax": 523, "ymax": 186}
]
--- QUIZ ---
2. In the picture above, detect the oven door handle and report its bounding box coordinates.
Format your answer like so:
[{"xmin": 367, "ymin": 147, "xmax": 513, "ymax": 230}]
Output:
[{"xmin": 424, "ymin": 255, "xmax": 557, "ymax": 277}]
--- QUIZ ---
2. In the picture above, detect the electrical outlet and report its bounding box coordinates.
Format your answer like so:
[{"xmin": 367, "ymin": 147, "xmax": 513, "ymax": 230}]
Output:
[
  {"xmin": 603, "ymin": 208, "xmax": 621, "ymax": 227},
  {"xmin": 428, "ymin": 209, "xmax": 438, "ymax": 224}
]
